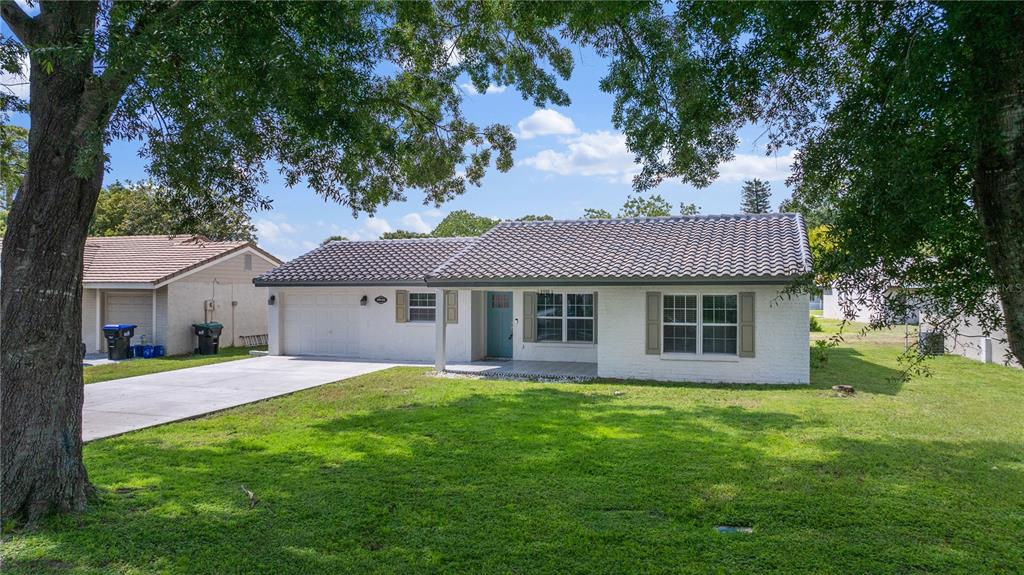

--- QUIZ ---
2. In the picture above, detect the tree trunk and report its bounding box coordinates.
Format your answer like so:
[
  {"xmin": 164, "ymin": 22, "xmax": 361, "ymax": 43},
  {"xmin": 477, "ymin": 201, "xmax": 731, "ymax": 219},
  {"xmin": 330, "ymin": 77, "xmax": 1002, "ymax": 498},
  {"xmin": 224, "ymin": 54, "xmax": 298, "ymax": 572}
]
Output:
[
  {"xmin": 1, "ymin": 2, "xmax": 104, "ymax": 521},
  {"xmin": 966, "ymin": 7, "xmax": 1024, "ymax": 366}
]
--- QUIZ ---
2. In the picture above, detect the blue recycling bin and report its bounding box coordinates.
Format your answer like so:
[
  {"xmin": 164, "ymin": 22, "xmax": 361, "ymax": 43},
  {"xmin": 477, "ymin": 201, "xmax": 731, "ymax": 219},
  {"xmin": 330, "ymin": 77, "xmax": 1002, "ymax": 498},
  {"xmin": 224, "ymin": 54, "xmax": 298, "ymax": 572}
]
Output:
[{"xmin": 102, "ymin": 324, "xmax": 137, "ymax": 360}]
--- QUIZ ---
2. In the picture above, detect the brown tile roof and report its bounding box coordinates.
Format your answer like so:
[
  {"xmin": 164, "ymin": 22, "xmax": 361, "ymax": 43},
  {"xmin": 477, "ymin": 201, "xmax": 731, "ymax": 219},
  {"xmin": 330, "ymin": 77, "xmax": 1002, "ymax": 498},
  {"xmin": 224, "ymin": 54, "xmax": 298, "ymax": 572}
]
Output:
[
  {"xmin": 428, "ymin": 213, "xmax": 811, "ymax": 284},
  {"xmin": 254, "ymin": 237, "xmax": 476, "ymax": 286},
  {"xmin": 0, "ymin": 235, "xmax": 279, "ymax": 285}
]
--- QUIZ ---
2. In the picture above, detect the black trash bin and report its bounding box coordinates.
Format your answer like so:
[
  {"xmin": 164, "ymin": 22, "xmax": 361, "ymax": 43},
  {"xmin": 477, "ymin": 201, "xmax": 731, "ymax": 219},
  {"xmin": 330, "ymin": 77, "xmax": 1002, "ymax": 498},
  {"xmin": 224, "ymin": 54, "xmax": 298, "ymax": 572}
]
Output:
[
  {"xmin": 102, "ymin": 324, "xmax": 137, "ymax": 360},
  {"xmin": 193, "ymin": 322, "xmax": 224, "ymax": 355}
]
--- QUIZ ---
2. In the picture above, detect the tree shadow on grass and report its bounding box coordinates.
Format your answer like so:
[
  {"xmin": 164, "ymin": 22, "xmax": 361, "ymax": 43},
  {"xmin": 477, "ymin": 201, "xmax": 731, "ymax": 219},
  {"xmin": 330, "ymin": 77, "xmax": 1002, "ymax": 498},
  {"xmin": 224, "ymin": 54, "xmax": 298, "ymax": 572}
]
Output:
[{"xmin": 5, "ymin": 387, "xmax": 1022, "ymax": 574}]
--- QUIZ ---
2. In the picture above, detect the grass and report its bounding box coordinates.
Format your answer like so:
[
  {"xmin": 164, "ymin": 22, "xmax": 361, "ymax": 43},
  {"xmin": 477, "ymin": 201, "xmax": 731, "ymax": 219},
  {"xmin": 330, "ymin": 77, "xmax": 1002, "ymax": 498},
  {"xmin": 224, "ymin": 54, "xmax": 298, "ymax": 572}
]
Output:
[
  {"xmin": 5, "ymin": 343, "xmax": 1024, "ymax": 574},
  {"xmin": 84, "ymin": 347, "xmax": 262, "ymax": 384},
  {"xmin": 810, "ymin": 313, "xmax": 919, "ymax": 346}
]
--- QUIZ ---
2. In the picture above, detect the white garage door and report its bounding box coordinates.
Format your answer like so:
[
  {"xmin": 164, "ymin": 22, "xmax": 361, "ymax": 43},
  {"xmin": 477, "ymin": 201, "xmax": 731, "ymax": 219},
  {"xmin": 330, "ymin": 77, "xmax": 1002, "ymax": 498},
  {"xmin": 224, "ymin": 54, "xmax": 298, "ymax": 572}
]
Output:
[
  {"xmin": 282, "ymin": 291, "xmax": 360, "ymax": 357},
  {"xmin": 105, "ymin": 292, "xmax": 154, "ymax": 346}
]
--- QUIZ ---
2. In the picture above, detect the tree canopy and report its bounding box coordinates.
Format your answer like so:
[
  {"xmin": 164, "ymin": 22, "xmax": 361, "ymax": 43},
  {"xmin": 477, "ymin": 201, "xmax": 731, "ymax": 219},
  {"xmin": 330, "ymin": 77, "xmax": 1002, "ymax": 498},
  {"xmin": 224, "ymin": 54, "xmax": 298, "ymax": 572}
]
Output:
[
  {"xmin": 740, "ymin": 179, "xmax": 771, "ymax": 214},
  {"xmin": 0, "ymin": 123, "xmax": 26, "ymax": 233},
  {"xmin": 584, "ymin": 195, "xmax": 700, "ymax": 219},
  {"xmin": 583, "ymin": 1, "xmax": 1024, "ymax": 363},
  {"xmin": 89, "ymin": 181, "xmax": 255, "ymax": 241}
]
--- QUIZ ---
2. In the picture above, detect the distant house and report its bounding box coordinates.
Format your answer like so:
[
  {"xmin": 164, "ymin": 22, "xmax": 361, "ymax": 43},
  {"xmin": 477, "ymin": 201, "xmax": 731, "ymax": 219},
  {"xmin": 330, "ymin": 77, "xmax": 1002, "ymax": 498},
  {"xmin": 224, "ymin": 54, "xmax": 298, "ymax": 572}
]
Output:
[
  {"xmin": 822, "ymin": 287, "xmax": 920, "ymax": 325},
  {"xmin": 255, "ymin": 214, "xmax": 813, "ymax": 384},
  {"xmin": 929, "ymin": 302, "xmax": 1021, "ymax": 368},
  {"xmin": 3, "ymin": 235, "xmax": 281, "ymax": 356}
]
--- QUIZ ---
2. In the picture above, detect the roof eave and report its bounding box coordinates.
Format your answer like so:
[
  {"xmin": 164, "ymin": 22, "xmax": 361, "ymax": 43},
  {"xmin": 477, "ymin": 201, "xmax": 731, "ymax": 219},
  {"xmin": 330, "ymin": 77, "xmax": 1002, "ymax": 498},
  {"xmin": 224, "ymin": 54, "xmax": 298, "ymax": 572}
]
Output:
[
  {"xmin": 253, "ymin": 279, "xmax": 430, "ymax": 288},
  {"xmin": 424, "ymin": 275, "xmax": 806, "ymax": 288}
]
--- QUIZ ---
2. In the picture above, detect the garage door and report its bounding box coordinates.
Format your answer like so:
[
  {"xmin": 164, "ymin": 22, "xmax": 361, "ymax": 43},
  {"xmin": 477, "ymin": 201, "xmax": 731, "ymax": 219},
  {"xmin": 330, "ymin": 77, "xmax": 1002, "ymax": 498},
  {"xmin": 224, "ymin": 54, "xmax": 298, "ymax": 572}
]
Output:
[
  {"xmin": 105, "ymin": 292, "xmax": 154, "ymax": 346},
  {"xmin": 282, "ymin": 291, "xmax": 360, "ymax": 356}
]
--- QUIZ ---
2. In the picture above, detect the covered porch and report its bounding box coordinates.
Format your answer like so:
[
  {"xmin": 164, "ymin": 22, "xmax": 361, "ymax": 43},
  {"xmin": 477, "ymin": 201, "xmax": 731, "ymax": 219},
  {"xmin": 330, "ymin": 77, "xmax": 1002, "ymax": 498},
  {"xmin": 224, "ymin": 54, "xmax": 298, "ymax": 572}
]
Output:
[{"xmin": 444, "ymin": 359, "xmax": 597, "ymax": 381}]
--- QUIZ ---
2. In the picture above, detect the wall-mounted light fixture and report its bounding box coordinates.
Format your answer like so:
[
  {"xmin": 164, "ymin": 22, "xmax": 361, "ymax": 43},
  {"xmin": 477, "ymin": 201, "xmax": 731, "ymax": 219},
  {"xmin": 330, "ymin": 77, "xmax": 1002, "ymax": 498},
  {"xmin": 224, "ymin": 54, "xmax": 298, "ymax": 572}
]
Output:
[
  {"xmin": 268, "ymin": 295, "xmax": 276, "ymax": 306},
  {"xmin": 360, "ymin": 295, "xmax": 369, "ymax": 306}
]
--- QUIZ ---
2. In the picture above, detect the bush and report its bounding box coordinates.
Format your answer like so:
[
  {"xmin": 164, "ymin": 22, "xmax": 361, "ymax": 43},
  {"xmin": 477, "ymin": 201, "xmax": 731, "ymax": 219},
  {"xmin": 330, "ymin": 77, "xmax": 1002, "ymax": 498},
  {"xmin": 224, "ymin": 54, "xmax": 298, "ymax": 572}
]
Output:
[{"xmin": 810, "ymin": 315, "xmax": 823, "ymax": 332}]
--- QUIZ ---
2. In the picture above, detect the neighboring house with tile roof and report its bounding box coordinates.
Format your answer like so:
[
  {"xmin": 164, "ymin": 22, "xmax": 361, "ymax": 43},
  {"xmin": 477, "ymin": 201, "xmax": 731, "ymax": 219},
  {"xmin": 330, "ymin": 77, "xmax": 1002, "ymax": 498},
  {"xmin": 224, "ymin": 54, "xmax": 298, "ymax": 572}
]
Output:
[
  {"xmin": 255, "ymin": 214, "xmax": 812, "ymax": 384},
  {"xmin": 2, "ymin": 235, "xmax": 281, "ymax": 356}
]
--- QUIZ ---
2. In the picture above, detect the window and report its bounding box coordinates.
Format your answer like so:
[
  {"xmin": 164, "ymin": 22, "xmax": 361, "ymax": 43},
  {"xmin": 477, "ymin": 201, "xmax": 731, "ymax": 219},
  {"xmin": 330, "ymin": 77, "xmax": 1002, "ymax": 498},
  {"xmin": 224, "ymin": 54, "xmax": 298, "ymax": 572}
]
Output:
[
  {"xmin": 408, "ymin": 292, "xmax": 436, "ymax": 322},
  {"xmin": 661, "ymin": 293, "xmax": 738, "ymax": 355},
  {"xmin": 701, "ymin": 295, "xmax": 737, "ymax": 354},
  {"xmin": 536, "ymin": 293, "xmax": 563, "ymax": 341},
  {"xmin": 489, "ymin": 292, "xmax": 510, "ymax": 309},
  {"xmin": 566, "ymin": 293, "xmax": 594, "ymax": 342},
  {"xmin": 663, "ymin": 294, "xmax": 697, "ymax": 353},
  {"xmin": 534, "ymin": 292, "xmax": 595, "ymax": 343}
]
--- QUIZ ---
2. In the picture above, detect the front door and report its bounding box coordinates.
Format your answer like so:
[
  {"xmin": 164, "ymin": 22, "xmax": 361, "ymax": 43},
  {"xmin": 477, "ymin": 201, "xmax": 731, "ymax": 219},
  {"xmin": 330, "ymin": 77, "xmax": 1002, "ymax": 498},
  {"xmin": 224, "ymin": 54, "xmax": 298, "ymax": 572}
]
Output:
[{"xmin": 486, "ymin": 291, "xmax": 513, "ymax": 358}]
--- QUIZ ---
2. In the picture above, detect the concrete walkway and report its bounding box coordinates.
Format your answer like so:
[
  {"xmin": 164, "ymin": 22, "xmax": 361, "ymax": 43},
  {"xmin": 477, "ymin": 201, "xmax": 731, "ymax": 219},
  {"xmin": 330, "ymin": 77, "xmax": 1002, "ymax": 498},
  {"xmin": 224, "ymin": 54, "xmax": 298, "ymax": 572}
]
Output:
[{"xmin": 84, "ymin": 356, "xmax": 405, "ymax": 441}]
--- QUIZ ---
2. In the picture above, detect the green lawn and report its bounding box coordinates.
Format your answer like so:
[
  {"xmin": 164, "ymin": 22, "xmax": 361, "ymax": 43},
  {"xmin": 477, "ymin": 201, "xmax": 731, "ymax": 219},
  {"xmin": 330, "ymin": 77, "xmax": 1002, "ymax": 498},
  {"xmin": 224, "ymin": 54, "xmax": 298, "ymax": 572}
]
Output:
[
  {"xmin": 84, "ymin": 347, "xmax": 262, "ymax": 384},
  {"xmin": 6, "ymin": 343, "xmax": 1024, "ymax": 574},
  {"xmin": 811, "ymin": 313, "xmax": 919, "ymax": 346}
]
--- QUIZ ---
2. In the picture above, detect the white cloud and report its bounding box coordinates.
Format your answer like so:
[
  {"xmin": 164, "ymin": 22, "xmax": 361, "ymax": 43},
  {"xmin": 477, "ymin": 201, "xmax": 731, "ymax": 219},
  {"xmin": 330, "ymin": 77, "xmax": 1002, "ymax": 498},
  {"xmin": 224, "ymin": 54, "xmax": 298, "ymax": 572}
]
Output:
[
  {"xmin": 0, "ymin": 53, "xmax": 30, "ymax": 101},
  {"xmin": 255, "ymin": 219, "xmax": 299, "ymax": 245},
  {"xmin": 459, "ymin": 82, "xmax": 507, "ymax": 96},
  {"xmin": 716, "ymin": 150, "xmax": 797, "ymax": 183},
  {"xmin": 400, "ymin": 212, "xmax": 433, "ymax": 234},
  {"xmin": 443, "ymin": 38, "xmax": 463, "ymax": 67},
  {"xmin": 522, "ymin": 131, "xmax": 637, "ymax": 183},
  {"xmin": 364, "ymin": 217, "xmax": 392, "ymax": 236},
  {"xmin": 517, "ymin": 109, "xmax": 578, "ymax": 140},
  {"xmin": 523, "ymin": 129, "xmax": 796, "ymax": 185}
]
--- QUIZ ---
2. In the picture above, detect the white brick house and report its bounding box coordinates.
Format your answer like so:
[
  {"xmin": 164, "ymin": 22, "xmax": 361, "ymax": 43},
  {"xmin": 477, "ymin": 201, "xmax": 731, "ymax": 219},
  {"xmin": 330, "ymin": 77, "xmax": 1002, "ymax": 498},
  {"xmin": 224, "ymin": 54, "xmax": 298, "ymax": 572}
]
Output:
[{"xmin": 255, "ymin": 214, "xmax": 812, "ymax": 384}]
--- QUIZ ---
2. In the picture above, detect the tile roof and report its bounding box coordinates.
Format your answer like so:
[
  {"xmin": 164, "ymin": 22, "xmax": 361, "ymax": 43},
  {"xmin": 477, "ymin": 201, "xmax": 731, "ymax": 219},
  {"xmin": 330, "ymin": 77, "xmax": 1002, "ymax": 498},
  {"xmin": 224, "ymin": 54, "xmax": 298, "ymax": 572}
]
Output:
[
  {"xmin": 428, "ymin": 214, "xmax": 811, "ymax": 284},
  {"xmin": 254, "ymin": 237, "xmax": 476, "ymax": 286},
  {"xmin": 1, "ymin": 235, "xmax": 279, "ymax": 284}
]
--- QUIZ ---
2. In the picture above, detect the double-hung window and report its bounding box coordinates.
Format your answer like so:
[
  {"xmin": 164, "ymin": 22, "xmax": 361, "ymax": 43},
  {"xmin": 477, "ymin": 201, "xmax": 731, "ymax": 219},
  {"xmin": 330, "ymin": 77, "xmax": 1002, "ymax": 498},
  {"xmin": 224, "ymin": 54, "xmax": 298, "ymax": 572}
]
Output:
[
  {"xmin": 566, "ymin": 294, "xmax": 594, "ymax": 342},
  {"xmin": 702, "ymin": 295, "xmax": 738, "ymax": 354},
  {"xmin": 536, "ymin": 293, "xmax": 563, "ymax": 341},
  {"xmin": 408, "ymin": 292, "xmax": 436, "ymax": 322},
  {"xmin": 663, "ymin": 295, "xmax": 698, "ymax": 353},
  {"xmin": 662, "ymin": 293, "xmax": 738, "ymax": 355},
  {"xmin": 535, "ymin": 292, "xmax": 595, "ymax": 343}
]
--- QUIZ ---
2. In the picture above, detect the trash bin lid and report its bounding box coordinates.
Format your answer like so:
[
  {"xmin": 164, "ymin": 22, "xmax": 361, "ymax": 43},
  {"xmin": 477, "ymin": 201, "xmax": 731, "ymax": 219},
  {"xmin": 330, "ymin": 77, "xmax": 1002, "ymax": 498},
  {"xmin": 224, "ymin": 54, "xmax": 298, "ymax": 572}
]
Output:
[
  {"xmin": 192, "ymin": 322, "xmax": 224, "ymax": 329},
  {"xmin": 103, "ymin": 324, "xmax": 137, "ymax": 330}
]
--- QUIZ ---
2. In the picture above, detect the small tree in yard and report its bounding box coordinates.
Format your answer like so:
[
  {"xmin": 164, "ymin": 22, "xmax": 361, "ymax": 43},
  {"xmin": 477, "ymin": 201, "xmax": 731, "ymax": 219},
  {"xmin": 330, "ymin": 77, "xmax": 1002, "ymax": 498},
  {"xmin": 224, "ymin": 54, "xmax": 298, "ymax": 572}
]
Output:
[
  {"xmin": 740, "ymin": 179, "xmax": 772, "ymax": 214},
  {"xmin": 0, "ymin": 0, "xmax": 641, "ymax": 522}
]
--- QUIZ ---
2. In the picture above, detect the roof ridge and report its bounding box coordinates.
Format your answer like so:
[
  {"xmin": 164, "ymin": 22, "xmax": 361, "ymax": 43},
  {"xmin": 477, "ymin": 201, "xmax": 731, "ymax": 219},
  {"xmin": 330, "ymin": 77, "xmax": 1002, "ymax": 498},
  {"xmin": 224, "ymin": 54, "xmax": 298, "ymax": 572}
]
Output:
[
  {"xmin": 496, "ymin": 213, "xmax": 798, "ymax": 226},
  {"xmin": 325, "ymin": 236, "xmax": 476, "ymax": 245}
]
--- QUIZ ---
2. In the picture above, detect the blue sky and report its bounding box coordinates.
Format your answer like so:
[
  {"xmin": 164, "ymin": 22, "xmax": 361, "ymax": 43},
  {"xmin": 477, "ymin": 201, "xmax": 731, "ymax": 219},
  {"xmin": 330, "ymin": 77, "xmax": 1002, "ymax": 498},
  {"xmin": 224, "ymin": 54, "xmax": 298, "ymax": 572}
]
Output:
[{"xmin": 2, "ymin": 20, "xmax": 796, "ymax": 260}]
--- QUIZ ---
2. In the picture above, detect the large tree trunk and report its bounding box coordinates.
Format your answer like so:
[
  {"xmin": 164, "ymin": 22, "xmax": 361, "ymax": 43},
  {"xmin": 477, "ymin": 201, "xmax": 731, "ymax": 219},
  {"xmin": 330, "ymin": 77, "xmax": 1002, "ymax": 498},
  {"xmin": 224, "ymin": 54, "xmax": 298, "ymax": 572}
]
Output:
[
  {"xmin": 0, "ymin": 2, "xmax": 104, "ymax": 521},
  {"xmin": 965, "ymin": 7, "xmax": 1024, "ymax": 366}
]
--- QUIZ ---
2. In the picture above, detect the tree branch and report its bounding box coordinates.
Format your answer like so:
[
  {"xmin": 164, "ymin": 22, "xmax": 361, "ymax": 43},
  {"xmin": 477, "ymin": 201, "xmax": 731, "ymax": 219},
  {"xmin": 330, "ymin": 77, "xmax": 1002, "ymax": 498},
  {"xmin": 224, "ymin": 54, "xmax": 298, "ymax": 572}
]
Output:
[
  {"xmin": 0, "ymin": 0, "xmax": 40, "ymax": 46},
  {"xmin": 75, "ymin": 0, "xmax": 199, "ymax": 136}
]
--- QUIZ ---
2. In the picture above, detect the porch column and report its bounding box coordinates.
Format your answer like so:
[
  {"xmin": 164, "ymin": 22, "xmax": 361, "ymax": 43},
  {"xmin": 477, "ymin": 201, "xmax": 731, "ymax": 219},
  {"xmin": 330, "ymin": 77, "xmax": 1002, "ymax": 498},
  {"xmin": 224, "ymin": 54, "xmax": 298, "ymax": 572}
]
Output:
[
  {"xmin": 152, "ymin": 290, "xmax": 158, "ymax": 346},
  {"xmin": 434, "ymin": 287, "xmax": 446, "ymax": 371},
  {"xmin": 95, "ymin": 290, "xmax": 103, "ymax": 352}
]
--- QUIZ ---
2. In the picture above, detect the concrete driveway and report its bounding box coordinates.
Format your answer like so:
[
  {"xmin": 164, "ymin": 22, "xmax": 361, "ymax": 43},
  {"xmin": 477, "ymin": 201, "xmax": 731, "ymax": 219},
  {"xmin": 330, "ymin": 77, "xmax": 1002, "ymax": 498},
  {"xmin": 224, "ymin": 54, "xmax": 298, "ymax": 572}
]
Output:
[{"xmin": 84, "ymin": 356, "xmax": 407, "ymax": 441}]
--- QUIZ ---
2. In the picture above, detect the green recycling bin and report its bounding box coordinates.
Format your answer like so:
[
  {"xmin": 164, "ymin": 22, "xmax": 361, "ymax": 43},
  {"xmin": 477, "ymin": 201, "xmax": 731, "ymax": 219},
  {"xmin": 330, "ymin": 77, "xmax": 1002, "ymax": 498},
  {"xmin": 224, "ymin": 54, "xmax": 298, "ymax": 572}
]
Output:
[{"xmin": 192, "ymin": 322, "xmax": 224, "ymax": 355}]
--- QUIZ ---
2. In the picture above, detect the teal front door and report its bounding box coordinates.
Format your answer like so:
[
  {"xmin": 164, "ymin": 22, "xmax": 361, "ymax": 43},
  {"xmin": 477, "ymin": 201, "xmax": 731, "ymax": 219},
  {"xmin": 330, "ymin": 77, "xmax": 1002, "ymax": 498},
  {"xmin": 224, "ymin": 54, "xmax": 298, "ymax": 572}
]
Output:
[{"xmin": 486, "ymin": 291, "xmax": 513, "ymax": 358}]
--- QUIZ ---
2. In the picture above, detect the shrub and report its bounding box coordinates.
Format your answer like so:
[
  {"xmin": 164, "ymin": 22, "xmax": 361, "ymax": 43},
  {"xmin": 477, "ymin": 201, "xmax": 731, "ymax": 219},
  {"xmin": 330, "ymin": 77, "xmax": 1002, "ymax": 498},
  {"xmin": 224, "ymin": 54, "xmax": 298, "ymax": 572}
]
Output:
[{"xmin": 810, "ymin": 315, "xmax": 823, "ymax": 332}]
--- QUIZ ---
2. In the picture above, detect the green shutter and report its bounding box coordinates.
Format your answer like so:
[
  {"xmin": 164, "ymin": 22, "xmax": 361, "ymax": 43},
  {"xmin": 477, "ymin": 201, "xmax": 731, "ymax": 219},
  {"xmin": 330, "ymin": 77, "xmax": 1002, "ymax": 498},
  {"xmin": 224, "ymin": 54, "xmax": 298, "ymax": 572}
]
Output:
[
  {"xmin": 739, "ymin": 291, "xmax": 755, "ymax": 358},
  {"xmin": 395, "ymin": 290, "xmax": 408, "ymax": 323},
  {"xmin": 445, "ymin": 290, "xmax": 458, "ymax": 324},
  {"xmin": 523, "ymin": 291, "xmax": 537, "ymax": 342},
  {"xmin": 592, "ymin": 292, "xmax": 598, "ymax": 344},
  {"xmin": 645, "ymin": 292, "xmax": 661, "ymax": 355}
]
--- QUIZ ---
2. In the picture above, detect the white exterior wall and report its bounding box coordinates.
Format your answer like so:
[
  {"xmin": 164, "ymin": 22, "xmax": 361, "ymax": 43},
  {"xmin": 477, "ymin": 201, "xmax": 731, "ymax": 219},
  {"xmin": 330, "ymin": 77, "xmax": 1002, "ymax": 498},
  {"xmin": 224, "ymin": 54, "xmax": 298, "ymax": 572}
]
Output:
[
  {"xmin": 822, "ymin": 289, "xmax": 873, "ymax": 323},
  {"xmin": 597, "ymin": 285, "xmax": 810, "ymax": 384},
  {"xmin": 271, "ymin": 286, "xmax": 473, "ymax": 363},
  {"xmin": 943, "ymin": 315, "xmax": 1021, "ymax": 369},
  {"xmin": 81, "ymin": 288, "xmax": 99, "ymax": 352}
]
